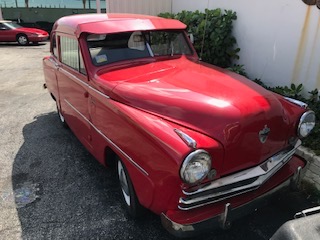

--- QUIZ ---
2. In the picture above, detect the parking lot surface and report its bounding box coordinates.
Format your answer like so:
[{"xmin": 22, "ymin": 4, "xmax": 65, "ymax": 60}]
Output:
[{"xmin": 0, "ymin": 42, "xmax": 319, "ymax": 240}]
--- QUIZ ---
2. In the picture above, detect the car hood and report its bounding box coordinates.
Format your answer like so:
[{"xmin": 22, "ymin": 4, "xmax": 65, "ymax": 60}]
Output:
[
  {"xmin": 98, "ymin": 57, "xmax": 293, "ymax": 174},
  {"xmin": 18, "ymin": 27, "xmax": 48, "ymax": 35}
]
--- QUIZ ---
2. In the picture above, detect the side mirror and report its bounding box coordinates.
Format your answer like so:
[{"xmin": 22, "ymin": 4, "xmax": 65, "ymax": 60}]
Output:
[{"xmin": 188, "ymin": 33, "xmax": 194, "ymax": 44}]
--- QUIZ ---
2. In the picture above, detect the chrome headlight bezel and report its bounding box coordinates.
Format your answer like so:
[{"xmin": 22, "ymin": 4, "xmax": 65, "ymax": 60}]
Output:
[
  {"xmin": 180, "ymin": 149, "xmax": 212, "ymax": 185},
  {"xmin": 297, "ymin": 110, "xmax": 316, "ymax": 138}
]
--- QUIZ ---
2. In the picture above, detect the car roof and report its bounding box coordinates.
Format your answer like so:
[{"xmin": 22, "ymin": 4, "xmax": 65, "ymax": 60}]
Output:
[
  {"xmin": 0, "ymin": 20, "xmax": 12, "ymax": 23},
  {"xmin": 52, "ymin": 13, "xmax": 187, "ymax": 38}
]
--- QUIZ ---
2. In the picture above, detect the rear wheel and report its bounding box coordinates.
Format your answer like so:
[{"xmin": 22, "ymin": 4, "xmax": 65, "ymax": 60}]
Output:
[
  {"xmin": 17, "ymin": 34, "xmax": 29, "ymax": 46},
  {"xmin": 117, "ymin": 159, "xmax": 144, "ymax": 217}
]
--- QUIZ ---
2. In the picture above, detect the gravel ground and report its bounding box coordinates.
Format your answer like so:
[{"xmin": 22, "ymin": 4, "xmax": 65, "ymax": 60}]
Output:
[{"xmin": 0, "ymin": 42, "xmax": 318, "ymax": 240}]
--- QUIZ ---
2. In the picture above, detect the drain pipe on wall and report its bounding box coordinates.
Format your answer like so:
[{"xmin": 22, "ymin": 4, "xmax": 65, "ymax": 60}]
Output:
[
  {"xmin": 96, "ymin": 0, "xmax": 101, "ymax": 13},
  {"xmin": 0, "ymin": 7, "xmax": 3, "ymax": 20}
]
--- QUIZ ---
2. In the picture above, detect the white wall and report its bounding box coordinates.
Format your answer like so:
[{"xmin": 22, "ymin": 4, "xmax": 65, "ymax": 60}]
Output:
[
  {"xmin": 173, "ymin": 0, "xmax": 320, "ymax": 92},
  {"xmin": 107, "ymin": 0, "xmax": 172, "ymax": 16}
]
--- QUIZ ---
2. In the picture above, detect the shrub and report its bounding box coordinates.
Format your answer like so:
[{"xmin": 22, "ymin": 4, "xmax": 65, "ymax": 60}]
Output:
[{"xmin": 159, "ymin": 9, "xmax": 239, "ymax": 68}]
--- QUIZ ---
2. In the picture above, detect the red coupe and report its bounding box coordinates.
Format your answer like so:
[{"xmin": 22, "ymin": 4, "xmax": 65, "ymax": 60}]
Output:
[
  {"xmin": 43, "ymin": 14, "xmax": 315, "ymax": 237},
  {"xmin": 0, "ymin": 20, "xmax": 49, "ymax": 45}
]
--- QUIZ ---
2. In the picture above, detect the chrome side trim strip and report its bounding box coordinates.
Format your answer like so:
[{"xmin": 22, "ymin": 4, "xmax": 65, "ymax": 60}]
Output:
[
  {"xmin": 60, "ymin": 68, "xmax": 89, "ymax": 88},
  {"xmin": 60, "ymin": 68, "xmax": 111, "ymax": 100},
  {"xmin": 64, "ymin": 99, "xmax": 149, "ymax": 176},
  {"xmin": 89, "ymin": 85, "xmax": 110, "ymax": 99},
  {"xmin": 48, "ymin": 58, "xmax": 59, "ymax": 67}
]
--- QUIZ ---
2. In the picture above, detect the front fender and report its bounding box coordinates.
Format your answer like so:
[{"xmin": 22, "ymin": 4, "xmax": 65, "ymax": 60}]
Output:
[{"xmin": 109, "ymin": 101, "xmax": 224, "ymax": 214}]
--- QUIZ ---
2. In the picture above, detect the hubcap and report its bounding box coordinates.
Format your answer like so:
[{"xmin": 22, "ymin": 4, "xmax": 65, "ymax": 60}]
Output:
[
  {"xmin": 118, "ymin": 161, "xmax": 131, "ymax": 206},
  {"xmin": 18, "ymin": 36, "xmax": 28, "ymax": 45}
]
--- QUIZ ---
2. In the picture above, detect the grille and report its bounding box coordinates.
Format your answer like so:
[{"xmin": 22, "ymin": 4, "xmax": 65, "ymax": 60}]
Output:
[{"xmin": 178, "ymin": 140, "xmax": 301, "ymax": 210}]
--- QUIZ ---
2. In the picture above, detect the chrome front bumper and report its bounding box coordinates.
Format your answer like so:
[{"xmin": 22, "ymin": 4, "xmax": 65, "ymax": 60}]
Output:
[
  {"xmin": 179, "ymin": 140, "xmax": 302, "ymax": 211},
  {"xmin": 161, "ymin": 163, "xmax": 306, "ymax": 238}
]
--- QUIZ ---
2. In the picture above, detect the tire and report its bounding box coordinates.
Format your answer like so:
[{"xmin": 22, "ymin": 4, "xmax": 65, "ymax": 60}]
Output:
[
  {"xmin": 56, "ymin": 104, "xmax": 68, "ymax": 128},
  {"xmin": 17, "ymin": 34, "xmax": 29, "ymax": 46},
  {"xmin": 117, "ymin": 159, "xmax": 144, "ymax": 217}
]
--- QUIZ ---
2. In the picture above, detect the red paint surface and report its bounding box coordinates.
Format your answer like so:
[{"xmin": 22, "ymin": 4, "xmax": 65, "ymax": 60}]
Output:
[{"xmin": 43, "ymin": 14, "xmax": 309, "ymax": 226}]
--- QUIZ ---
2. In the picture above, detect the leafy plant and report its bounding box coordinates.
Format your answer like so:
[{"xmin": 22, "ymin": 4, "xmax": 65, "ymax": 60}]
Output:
[
  {"xmin": 308, "ymin": 89, "xmax": 319, "ymax": 103},
  {"xmin": 283, "ymin": 83, "xmax": 304, "ymax": 99},
  {"xmin": 227, "ymin": 64, "xmax": 247, "ymax": 77},
  {"xmin": 159, "ymin": 9, "xmax": 239, "ymax": 68}
]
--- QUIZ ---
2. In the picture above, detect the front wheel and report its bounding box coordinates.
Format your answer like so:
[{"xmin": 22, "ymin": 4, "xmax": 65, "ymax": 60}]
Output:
[
  {"xmin": 117, "ymin": 159, "xmax": 144, "ymax": 217},
  {"xmin": 17, "ymin": 34, "xmax": 29, "ymax": 46}
]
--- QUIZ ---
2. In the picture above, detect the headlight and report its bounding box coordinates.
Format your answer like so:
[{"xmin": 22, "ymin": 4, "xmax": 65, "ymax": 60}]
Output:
[
  {"xmin": 298, "ymin": 110, "xmax": 316, "ymax": 138},
  {"xmin": 180, "ymin": 149, "xmax": 211, "ymax": 185}
]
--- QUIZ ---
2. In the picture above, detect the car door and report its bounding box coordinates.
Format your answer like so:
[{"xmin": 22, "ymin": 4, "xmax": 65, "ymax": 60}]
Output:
[
  {"xmin": 43, "ymin": 33, "xmax": 60, "ymax": 101},
  {"xmin": 0, "ymin": 23, "xmax": 14, "ymax": 41},
  {"xmin": 56, "ymin": 34, "xmax": 92, "ymax": 150}
]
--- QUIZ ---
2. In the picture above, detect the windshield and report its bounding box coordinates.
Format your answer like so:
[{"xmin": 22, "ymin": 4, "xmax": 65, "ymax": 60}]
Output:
[
  {"xmin": 87, "ymin": 30, "xmax": 193, "ymax": 66},
  {"xmin": 2, "ymin": 22, "xmax": 22, "ymax": 29}
]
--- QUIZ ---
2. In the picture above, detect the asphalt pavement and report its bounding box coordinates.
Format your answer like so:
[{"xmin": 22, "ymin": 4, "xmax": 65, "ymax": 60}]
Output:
[{"xmin": 0, "ymin": 42, "xmax": 319, "ymax": 240}]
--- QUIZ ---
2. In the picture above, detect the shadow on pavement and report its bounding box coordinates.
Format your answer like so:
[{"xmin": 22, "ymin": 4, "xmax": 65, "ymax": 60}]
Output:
[
  {"xmin": 0, "ymin": 42, "xmax": 47, "ymax": 47},
  {"xmin": 12, "ymin": 112, "xmax": 175, "ymax": 239},
  {"xmin": 12, "ymin": 112, "xmax": 319, "ymax": 239}
]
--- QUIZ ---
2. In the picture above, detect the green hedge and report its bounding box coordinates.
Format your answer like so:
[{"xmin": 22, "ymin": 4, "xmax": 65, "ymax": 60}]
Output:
[{"xmin": 159, "ymin": 9, "xmax": 239, "ymax": 68}]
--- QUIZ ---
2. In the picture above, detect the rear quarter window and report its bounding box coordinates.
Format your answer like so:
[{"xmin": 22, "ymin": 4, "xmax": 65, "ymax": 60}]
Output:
[{"xmin": 60, "ymin": 36, "xmax": 86, "ymax": 75}]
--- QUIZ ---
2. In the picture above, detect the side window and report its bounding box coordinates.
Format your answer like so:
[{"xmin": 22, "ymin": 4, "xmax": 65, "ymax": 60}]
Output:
[
  {"xmin": 0, "ymin": 23, "xmax": 9, "ymax": 30},
  {"xmin": 60, "ymin": 36, "xmax": 86, "ymax": 75},
  {"xmin": 51, "ymin": 34, "xmax": 58, "ymax": 57}
]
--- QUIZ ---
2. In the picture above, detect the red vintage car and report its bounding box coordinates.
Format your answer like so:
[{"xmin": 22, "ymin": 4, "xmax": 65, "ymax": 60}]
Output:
[
  {"xmin": 43, "ymin": 14, "xmax": 315, "ymax": 237},
  {"xmin": 0, "ymin": 20, "xmax": 49, "ymax": 45}
]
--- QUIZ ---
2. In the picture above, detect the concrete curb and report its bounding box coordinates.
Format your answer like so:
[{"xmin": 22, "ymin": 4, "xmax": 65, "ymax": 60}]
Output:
[{"xmin": 296, "ymin": 146, "xmax": 320, "ymax": 191}]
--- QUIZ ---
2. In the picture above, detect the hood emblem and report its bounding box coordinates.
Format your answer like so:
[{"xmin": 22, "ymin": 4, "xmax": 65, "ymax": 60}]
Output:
[{"xmin": 259, "ymin": 125, "xmax": 270, "ymax": 143}]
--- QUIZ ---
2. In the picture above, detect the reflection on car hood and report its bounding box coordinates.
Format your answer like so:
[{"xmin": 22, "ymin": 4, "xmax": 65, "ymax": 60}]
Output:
[
  {"xmin": 98, "ymin": 57, "xmax": 293, "ymax": 173},
  {"xmin": 18, "ymin": 27, "xmax": 48, "ymax": 35}
]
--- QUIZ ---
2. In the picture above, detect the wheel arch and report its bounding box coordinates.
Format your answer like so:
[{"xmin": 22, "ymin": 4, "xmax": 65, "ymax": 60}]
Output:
[
  {"xmin": 104, "ymin": 146, "xmax": 118, "ymax": 168},
  {"xmin": 103, "ymin": 144, "xmax": 155, "ymax": 210}
]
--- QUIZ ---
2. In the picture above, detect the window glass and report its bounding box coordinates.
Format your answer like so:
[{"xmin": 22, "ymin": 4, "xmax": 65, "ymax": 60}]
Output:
[
  {"xmin": 60, "ymin": 36, "xmax": 86, "ymax": 75},
  {"xmin": 51, "ymin": 34, "xmax": 58, "ymax": 57},
  {"xmin": 0, "ymin": 23, "xmax": 7, "ymax": 29},
  {"xmin": 79, "ymin": 52, "xmax": 86, "ymax": 75},
  {"xmin": 149, "ymin": 31, "xmax": 192, "ymax": 56},
  {"xmin": 87, "ymin": 30, "xmax": 192, "ymax": 66},
  {"xmin": 1, "ymin": 22, "xmax": 21, "ymax": 29}
]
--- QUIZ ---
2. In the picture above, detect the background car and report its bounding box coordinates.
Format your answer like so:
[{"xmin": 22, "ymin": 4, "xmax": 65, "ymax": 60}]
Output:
[{"xmin": 0, "ymin": 20, "xmax": 49, "ymax": 45}]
